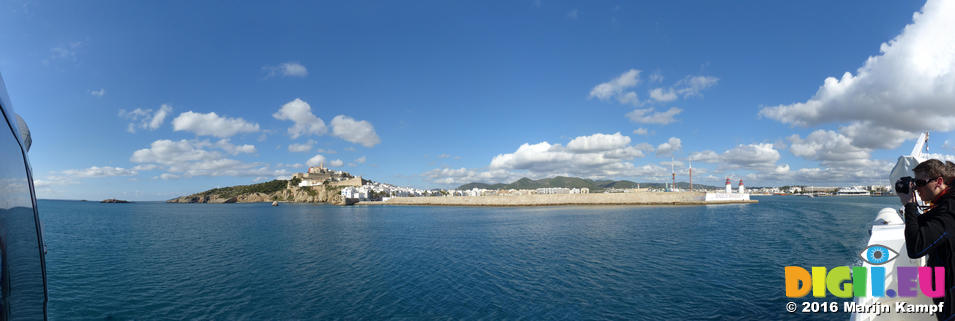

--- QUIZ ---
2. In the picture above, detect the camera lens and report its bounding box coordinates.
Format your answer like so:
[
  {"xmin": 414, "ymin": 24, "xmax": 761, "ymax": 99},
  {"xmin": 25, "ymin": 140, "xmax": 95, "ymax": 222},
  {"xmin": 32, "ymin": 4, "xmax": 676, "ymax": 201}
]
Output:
[{"xmin": 895, "ymin": 177, "xmax": 913, "ymax": 194}]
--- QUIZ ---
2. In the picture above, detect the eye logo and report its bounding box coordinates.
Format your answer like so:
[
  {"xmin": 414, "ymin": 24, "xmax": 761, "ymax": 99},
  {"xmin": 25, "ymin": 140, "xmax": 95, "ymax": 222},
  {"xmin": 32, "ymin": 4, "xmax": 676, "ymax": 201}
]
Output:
[{"xmin": 859, "ymin": 244, "xmax": 899, "ymax": 265}]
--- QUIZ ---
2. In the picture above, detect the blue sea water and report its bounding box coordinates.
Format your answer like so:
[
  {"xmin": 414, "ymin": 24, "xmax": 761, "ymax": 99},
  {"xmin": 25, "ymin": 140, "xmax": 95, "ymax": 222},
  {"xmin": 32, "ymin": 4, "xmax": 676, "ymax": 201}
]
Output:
[{"xmin": 37, "ymin": 196, "xmax": 899, "ymax": 320}]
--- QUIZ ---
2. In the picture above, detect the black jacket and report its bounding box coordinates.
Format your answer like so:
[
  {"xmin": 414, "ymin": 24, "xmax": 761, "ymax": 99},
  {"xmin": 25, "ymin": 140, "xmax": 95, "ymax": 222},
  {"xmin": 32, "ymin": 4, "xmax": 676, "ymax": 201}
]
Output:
[{"xmin": 904, "ymin": 190, "xmax": 955, "ymax": 320}]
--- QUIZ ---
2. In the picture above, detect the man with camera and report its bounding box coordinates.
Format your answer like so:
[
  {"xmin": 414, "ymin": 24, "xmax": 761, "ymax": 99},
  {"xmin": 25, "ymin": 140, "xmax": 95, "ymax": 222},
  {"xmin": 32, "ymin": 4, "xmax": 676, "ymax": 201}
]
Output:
[{"xmin": 899, "ymin": 159, "xmax": 955, "ymax": 320}]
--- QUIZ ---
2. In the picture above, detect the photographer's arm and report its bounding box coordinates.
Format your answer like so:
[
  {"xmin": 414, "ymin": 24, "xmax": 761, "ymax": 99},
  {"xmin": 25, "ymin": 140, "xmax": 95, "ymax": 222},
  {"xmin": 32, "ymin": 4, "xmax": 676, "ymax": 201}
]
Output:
[{"xmin": 904, "ymin": 202, "xmax": 952, "ymax": 258}]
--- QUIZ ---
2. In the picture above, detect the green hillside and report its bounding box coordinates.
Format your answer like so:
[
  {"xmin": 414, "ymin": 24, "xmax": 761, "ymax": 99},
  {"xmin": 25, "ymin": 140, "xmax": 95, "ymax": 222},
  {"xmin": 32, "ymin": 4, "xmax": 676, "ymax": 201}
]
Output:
[{"xmin": 193, "ymin": 179, "xmax": 289, "ymax": 199}]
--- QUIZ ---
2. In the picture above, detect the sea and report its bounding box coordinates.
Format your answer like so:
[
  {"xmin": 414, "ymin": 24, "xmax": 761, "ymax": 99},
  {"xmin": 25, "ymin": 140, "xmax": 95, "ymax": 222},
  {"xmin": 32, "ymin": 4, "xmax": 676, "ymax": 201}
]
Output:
[{"xmin": 38, "ymin": 195, "xmax": 899, "ymax": 320}]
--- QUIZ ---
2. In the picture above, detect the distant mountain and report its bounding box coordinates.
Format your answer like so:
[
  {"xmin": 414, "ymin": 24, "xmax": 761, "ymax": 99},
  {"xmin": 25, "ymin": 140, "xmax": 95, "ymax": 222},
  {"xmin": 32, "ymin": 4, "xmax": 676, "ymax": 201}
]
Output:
[{"xmin": 457, "ymin": 176, "xmax": 719, "ymax": 191}]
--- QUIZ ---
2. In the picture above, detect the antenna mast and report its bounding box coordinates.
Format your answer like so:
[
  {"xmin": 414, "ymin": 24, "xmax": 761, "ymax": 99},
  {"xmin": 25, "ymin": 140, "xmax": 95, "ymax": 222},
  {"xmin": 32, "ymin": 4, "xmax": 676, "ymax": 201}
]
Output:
[
  {"xmin": 911, "ymin": 132, "xmax": 929, "ymax": 159},
  {"xmin": 671, "ymin": 157, "xmax": 676, "ymax": 192},
  {"xmin": 688, "ymin": 159, "xmax": 693, "ymax": 191}
]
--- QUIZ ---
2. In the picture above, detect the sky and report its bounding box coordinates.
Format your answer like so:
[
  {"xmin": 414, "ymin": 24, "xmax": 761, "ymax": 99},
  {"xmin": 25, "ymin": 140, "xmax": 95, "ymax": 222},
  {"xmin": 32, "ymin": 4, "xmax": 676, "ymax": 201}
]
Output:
[{"xmin": 1, "ymin": 0, "xmax": 954, "ymax": 201}]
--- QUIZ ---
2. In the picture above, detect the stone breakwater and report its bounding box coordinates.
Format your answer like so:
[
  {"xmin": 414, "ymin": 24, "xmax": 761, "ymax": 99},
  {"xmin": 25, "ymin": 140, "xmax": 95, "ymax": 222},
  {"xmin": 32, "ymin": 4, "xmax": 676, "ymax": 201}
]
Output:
[{"xmin": 367, "ymin": 192, "xmax": 757, "ymax": 206}]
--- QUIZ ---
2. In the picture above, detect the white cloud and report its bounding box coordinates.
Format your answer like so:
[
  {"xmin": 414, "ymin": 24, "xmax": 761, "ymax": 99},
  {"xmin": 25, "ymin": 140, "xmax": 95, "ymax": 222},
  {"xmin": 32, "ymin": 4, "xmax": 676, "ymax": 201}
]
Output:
[
  {"xmin": 648, "ymin": 88, "xmax": 678, "ymax": 102},
  {"xmin": 424, "ymin": 132, "xmax": 660, "ymax": 185},
  {"xmin": 633, "ymin": 128, "xmax": 649, "ymax": 136},
  {"xmin": 273, "ymin": 98, "xmax": 327, "ymax": 139},
  {"xmin": 589, "ymin": 69, "xmax": 641, "ymax": 105},
  {"xmin": 759, "ymin": 0, "xmax": 955, "ymax": 150},
  {"xmin": 486, "ymin": 135, "xmax": 652, "ymax": 176},
  {"xmin": 660, "ymin": 160, "xmax": 684, "ymax": 168},
  {"xmin": 264, "ymin": 62, "xmax": 308, "ymax": 78},
  {"xmin": 306, "ymin": 154, "xmax": 326, "ymax": 167},
  {"xmin": 132, "ymin": 164, "xmax": 158, "ymax": 171},
  {"xmin": 131, "ymin": 139, "xmax": 282, "ymax": 178},
  {"xmin": 690, "ymin": 143, "xmax": 785, "ymax": 172},
  {"xmin": 566, "ymin": 9, "xmax": 579, "ymax": 20},
  {"xmin": 329, "ymin": 159, "xmax": 344, "ymax": 167},
  {"xmin": 720, "ymin": 143, "xmax": 783, "ymax": 171},
  {"xmin": 688, "ymin": 150, "xmax": 719, "ymax": 162},
  {"xmin": 424, "ymin": 163, "xmax": 667, "ymax": 186},
  {"xmin": 617, "ymin": 92, "xmax": 639, "ymax": 105},
  {"xmin": 172, "ymin": 111, "xmax": 260, "ymax": 138},
  {"xmin": 44, "ymin": 41, "xmax": 83, "ymax": 64},
  {"xmin": 649, "ymin": 72, "xmax": 664, "ymax": 83},
  {"xmin": 61, "ymin": 166, "xmax": 137, "ymax": 178},
  {"xmin": 839, "ymin": 122, "xmax": 917, "ymax": 150},
  {"xmin": 656, "ymin": 137, "xmax": 682, "ymax": 156},
  {"xmin": 438, "ymin": 153, "xmax": 452, "ymax": 159},
  {"xmin": 131, "ymin": 139, "xmax": 221, "ymax": 165},
  {"xmin": 783, "ymin": 130, "xmax": 893, "ymax": 184},
  {"xmin": 119, "ymin": 105, "xmax": 173, "ymax": 133},
  {"xmin": 649, "ymin": 75, "xmax": 718, "ymax": 102},
  {"xmin": 566, "ymin": 132, "xmax": 631, "ymax": 152},
  {"xmin": 90, "ymin": 88, "xmax": 106, "ymax": 97},
  {"xmin": 288, "ymin": 144, "xmax": 311, "ymax": 153},
  {"xmin": 424, "ymin": 167, "xmax": 521, "ymax": 186},
  {"xmin": 316, "ymin": 148, "xmax": 336, "ymax": 154},
  {"xmin": 790, "ymin": 163, "xmax": 892, "ymax": 185},
  {"xmin": 149, "ymin": 105, "xmax": 172, "ymax": 130},
  {"xmin": 276, "ymin": 162, "xmax": 304, "ymax": 169},
  {"xmin": 675, "ymin": 76, "xmax": 719, "ymax": 97},
  {"xmin": 288, "ymin": 139, "xmax": 316, "ymax": 152},
  {"xmin": 215, "ymin": 139, "xmax": 256, "ymax": 155},
  {"xmin": 355, "ymin": 156, "xmax": 367, "ymax": 164},
  {"xmin": 32, "ymin": 178, "xmax": 69, "ymax": 188},
  {"xmin": 788, "ymin": 130, "xmax": 871, "ymax": 167},
  {"xmin": 626, "ymin": 107, "xmax": 682, "ymax": 124},
  {"xmin": 331, "ymin": 115, "xmax": 381, "ymax": 147}
]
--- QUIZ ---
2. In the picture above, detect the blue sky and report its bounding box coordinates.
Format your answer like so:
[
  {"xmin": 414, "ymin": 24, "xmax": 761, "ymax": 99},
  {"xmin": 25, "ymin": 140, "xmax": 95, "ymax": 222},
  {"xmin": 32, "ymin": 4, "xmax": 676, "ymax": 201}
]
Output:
[{"xmin": 2, "ymin": 0, "xmax": 953, "ymax": 201}]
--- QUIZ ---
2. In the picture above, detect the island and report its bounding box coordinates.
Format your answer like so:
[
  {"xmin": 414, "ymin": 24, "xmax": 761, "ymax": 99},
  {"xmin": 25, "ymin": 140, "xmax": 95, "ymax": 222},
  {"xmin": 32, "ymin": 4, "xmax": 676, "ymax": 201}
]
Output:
[
  {"xmin": 168, "ymin": 164, "xmax": 360, "ymax": 205},
  {"xmin": 168, "ymin": 164, "xmax": 756, "ymax": 206},
  {"xmin": 100, "ymin": 199, "xmax": 130, "ymax": 203}
]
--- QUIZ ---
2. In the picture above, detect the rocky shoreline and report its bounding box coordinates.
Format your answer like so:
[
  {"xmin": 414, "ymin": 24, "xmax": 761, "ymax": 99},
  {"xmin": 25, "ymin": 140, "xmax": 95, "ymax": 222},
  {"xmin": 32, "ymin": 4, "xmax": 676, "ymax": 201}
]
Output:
[{"xmin": 167, "ymin": 184, "xmax": 352, "ymax": 206}]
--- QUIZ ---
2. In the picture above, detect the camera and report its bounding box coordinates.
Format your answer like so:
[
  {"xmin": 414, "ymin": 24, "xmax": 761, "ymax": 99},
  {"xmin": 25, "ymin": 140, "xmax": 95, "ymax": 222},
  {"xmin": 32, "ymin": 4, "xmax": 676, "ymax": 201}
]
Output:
[{"xmin": 895, "ymin": 176, "xmax": 915, "ymax": 194}]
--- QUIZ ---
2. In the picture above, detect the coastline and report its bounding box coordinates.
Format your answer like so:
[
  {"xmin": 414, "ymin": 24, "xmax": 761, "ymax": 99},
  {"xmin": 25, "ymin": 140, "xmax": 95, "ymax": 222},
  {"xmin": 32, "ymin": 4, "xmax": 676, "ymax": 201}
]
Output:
[{"xmin": 358, "ymin": 191, "xmax": 757, "ymax": 207}]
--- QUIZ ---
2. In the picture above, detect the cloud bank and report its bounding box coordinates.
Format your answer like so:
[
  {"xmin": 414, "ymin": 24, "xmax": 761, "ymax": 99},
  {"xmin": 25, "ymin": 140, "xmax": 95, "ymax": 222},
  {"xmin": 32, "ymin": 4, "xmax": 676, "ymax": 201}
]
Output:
[{"xmin": 759, "ymin": 0, "xmax": 955, "ymax": 150}]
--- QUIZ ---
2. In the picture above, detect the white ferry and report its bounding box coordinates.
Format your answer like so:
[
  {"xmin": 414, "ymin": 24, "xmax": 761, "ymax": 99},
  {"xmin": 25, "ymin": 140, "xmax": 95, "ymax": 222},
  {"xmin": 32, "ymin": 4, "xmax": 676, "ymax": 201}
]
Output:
[
  {"xmin": 0, "ymin": 73, "xmax": 48, "ymax": 319},
  {"xmin": 836, "ymin": 187, "xmax": 871, "ymax": 196}
]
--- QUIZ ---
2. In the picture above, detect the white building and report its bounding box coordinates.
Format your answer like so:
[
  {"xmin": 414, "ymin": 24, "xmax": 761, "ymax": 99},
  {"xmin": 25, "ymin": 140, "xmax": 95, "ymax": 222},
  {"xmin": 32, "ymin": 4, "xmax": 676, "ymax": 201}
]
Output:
[{"xmin": 536, "ymin": 187, "xmax": 570, "ymax": 194}]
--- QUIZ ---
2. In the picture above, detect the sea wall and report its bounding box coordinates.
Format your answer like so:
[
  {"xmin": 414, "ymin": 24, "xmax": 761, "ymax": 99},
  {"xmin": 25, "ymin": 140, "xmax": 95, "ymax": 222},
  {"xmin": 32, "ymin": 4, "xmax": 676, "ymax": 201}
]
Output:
[{"xmin": 372, "ymin": 192, "xmax": 756, "ymax": 206}]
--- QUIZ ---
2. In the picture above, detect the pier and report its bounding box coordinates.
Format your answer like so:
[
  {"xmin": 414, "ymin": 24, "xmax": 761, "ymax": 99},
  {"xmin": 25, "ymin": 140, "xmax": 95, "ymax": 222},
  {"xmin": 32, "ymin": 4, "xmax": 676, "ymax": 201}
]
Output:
[{"xmin": 361, "ymin": 191, "xmax": 757, "ymax": 206}]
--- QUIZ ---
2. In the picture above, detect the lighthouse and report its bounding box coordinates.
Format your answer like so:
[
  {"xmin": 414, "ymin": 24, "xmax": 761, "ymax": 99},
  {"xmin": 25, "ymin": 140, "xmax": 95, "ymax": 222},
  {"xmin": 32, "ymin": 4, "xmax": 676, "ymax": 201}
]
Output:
[
  {"xmin": 738, "ymin": 179, "xmax": 745, "ymax": 194},
  {"xmin": 725, "ymin": 177, "xmax": 732, "ymax": 193}
]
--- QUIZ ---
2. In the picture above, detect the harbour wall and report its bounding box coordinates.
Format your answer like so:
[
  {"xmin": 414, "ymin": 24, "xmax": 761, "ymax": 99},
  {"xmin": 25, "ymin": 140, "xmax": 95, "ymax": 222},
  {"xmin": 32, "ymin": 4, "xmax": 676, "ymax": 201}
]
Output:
[{"xmin": 368, "ymin": 192, "xmax": 757, "ymax": 206}]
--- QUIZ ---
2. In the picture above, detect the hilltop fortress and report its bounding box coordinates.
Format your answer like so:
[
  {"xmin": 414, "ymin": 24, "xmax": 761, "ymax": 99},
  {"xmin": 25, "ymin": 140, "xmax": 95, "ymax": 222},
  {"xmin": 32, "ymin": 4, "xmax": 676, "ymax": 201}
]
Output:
[{"xmin": 290, "ymin": 162, "xmax": 366, "ymax": 188}]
